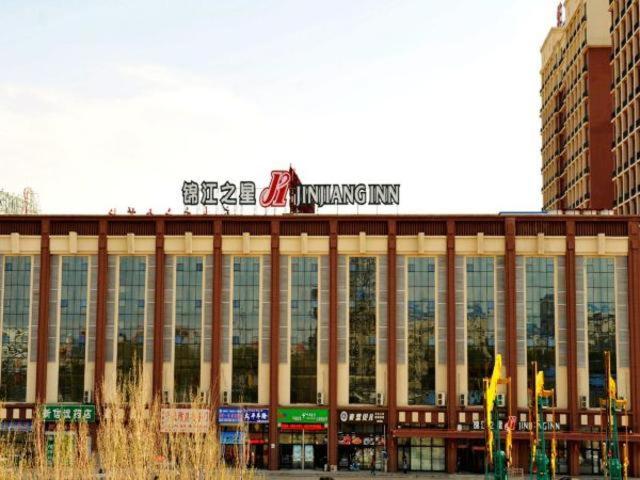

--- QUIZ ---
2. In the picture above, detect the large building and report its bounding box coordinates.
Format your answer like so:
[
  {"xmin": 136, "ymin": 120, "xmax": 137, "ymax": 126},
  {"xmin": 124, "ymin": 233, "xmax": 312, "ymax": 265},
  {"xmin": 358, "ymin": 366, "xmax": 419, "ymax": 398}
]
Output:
[
  {"xmin": 541, "ymin": 0, "xmax": 614, "ymax": 211},
  {"xmin": 1, "ymin": 213, "xmax": 640, "ymax": 474},
  {"xmin": 611, "ymin": 0, "xmax": 640, "ymax": 213}
]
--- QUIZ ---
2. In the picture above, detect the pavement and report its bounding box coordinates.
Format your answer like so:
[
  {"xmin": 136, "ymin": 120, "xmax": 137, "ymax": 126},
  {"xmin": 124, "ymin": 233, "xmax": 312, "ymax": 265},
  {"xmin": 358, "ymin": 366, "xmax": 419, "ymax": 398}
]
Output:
[{"xmin": 261, "ymin": 473, "xmax": 618, "ymax": 480}]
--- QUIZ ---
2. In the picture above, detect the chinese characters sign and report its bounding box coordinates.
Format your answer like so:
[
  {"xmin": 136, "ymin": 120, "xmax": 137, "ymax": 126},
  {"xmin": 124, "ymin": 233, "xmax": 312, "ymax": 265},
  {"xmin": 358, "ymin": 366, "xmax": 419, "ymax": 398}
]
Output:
[
  {"xmin": 217, "ymin": 407, "xmax": 269, "ymax": 425},
  {"xmin": 42, "ymin": 405, "xmax": 96, "ymax": 423},
  {"xmin": 339, "ymin": 410, "xmax": 386, "ymax": 424},
  {"xmin": 181, "ymin": 169, "xmax": 400, "ymax": 210},
  {"xmin": 161, "ymin": 408, "xmax": 210, "ymax": 433},
  {"xmin": 277, "ymin": 408, "xmax": 328, "ymax": 425}
]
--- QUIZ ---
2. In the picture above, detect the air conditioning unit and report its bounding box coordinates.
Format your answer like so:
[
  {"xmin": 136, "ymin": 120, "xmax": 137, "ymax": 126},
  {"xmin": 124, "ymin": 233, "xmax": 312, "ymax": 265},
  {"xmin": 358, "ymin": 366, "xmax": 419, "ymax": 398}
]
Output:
[
  {"xmin": 83, "ymin": 390, "xmax": 92, "ymax": 404},
  {"xmin": 579, "ymin": 395, "xmax": 588, "ymax": 409},
  {"xmin": 459, "ymin": 393, "xmax": 466, "ymax": 407},
  {"xmin": 222, "ymin": 390, "xmax": 229, "ymax": 405},
  {"xmin": 436, "ymin": 392, "xmax": 446, "ymax": 407},
  {"xmin": 376, "ymin": 393, "xmax": 385, "ymax": 406},
  {"xmin": 496, "ymin": 394, "xmax": 506, "ymax": 407},
  {"xmin": 317, "ymin": 392, "xmax": 325, "ymax": 406}
]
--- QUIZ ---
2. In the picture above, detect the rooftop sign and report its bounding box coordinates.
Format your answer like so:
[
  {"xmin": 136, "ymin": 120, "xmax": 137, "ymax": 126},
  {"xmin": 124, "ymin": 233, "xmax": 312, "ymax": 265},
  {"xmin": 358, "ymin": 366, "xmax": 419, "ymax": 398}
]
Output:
[{"xmin": 181, "ymin": 168, "xmax": 399, "ymax": 212}]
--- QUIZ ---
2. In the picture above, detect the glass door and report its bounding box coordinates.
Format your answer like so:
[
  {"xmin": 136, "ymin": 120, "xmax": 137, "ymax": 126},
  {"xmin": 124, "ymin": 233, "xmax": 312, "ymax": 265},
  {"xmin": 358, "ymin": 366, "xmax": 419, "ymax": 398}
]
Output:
[{"xmin": 304, "ymin": 444, "xmax": 314, "ymax": 469}]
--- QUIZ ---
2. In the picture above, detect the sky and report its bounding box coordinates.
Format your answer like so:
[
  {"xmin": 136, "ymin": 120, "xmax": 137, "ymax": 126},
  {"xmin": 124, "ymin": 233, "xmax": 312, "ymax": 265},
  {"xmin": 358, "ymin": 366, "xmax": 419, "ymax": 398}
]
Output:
[{"xmin": 0, "ymin": 0, "xmax": 564, "ymax": 215}]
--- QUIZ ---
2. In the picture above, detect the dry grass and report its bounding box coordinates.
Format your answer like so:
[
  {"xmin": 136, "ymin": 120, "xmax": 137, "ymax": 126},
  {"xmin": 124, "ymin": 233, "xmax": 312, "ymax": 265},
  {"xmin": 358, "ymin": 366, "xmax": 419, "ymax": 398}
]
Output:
[{"xmin": 0, "ymin": 370, "xmax": 258, "ymax": 480}]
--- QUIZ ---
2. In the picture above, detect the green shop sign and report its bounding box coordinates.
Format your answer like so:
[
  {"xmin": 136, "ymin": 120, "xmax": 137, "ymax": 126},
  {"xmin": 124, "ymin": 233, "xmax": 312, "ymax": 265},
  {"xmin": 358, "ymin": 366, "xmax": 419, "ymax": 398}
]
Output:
[
  {"xmin": 42, "ymin": 405, "xmax": 96, "ymax": 423},
  {"xmin": 277, "ymin": 408, "xmax": 328, "ymax": 424}
]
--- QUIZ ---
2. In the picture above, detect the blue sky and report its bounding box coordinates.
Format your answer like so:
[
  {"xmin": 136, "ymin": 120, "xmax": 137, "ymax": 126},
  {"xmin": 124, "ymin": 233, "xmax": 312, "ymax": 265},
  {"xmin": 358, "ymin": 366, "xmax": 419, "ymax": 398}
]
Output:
[{"xmin": 1, "ymin": 0, "xmax": 562, "ymax": 214}]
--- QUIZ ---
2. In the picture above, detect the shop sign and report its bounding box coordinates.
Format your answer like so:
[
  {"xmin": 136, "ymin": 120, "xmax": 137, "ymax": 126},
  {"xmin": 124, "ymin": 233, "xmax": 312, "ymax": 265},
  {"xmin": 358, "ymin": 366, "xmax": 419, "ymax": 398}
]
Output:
[
  {"xmin": 339, "ymin": 410, "xmax": 386, "ymax": 424},
  {"xmin": 277, "ymin": 408, "xmax": 328, "ymax": 425},
  {"xmin": 470, "ymin": 420, "xmax": 561, "ymax": 432},
  {"xmin": 220, "ymin": 431, "xmax": 245, "ymax": 445},
  {"xmin": 43, "ymin": 405, "xmax": 96, "ymax": 423},
  {"xmin": 279, "ymin": 423, "xmax": 326, "ymax": 431},
  {"xmin": 161, "ymin": 409, "xmax": 210, "ymax": 433},
  {"xmin": 242, "ymin": 408, "xmax": 269, "ymax": 424},
  {"xmin": 218, "ymin": 407, "xmax": 269, "ymax": 425},
  {"xmin": 0, "ymin": 420, "xmax": 32, "ymax": 432},
  {"xmin": 218, "ymin": 407, "xmax": 243, "ymax": 425},
  {"xmin": 181, "ymin": 169, "xmax": 400, "ymax": 210}
]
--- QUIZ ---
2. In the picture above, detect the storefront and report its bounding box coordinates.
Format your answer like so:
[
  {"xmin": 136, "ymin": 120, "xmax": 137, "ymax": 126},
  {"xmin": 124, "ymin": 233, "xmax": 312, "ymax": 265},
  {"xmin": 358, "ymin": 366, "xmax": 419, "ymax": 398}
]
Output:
[
  {"xmin": 42, "ymin": 404, "xmax": 97, "ymax": 464},
  {"xmin": 397, "ymin": 437, "xmax": 445, "ymax": 472},
  {"xmin": 277, "ymin": 408, "xmax": 328, "ymax": 470},
  {"xmin": 217, "ymin": 407, "xmax": 269, "ymax": 468},
  {"xmin": 337, "ymin": 410, "xmax": 387, "ymax": 471}
]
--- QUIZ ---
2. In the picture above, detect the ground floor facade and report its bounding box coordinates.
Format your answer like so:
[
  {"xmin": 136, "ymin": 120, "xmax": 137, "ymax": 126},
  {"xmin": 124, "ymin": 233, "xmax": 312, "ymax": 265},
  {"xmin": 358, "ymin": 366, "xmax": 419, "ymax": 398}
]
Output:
[{"xmin": 0, "ymin": 214, "xmax": 639, "ymax": 473}]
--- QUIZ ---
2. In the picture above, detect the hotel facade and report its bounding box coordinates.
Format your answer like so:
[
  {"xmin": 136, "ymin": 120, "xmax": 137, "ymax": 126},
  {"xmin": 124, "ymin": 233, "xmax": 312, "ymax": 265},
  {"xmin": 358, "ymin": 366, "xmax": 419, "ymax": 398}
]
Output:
[{"xmin": 1, "ymin": 213, "xmax": 640, "ymax": 474}]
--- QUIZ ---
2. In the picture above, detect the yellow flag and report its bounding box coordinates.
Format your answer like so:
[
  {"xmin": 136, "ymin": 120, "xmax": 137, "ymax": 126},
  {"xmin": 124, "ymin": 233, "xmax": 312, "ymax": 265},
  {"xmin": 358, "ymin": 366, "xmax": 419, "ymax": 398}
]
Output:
[
  {"xmin": 536, "ymin": 371, "xmax": 545, "ymax": 396},
  {"xmin": 609, "ymin": 376, "xmax": 617, "ymax": 399}
]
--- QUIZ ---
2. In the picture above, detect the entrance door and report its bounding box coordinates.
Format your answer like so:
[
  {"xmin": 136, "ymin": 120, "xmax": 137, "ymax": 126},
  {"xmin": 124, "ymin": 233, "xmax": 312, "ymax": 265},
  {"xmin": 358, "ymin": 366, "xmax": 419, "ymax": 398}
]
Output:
[
  {"xmin": 292, "ymin": 445, "xmax": 303, "ymax": 469},
  {"xmin": 304, "ymin": 444, "xmax": 314, "ymax": 469}
]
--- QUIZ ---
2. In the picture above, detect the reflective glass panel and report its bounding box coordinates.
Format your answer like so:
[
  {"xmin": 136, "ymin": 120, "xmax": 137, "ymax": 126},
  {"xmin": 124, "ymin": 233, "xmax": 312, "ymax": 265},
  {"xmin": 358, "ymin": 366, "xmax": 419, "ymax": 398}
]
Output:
[
  {"xmin": 349, "ymin": 257, "xmax": 376, "ymax": 404},
  {"xmin": 290, "ymin": 257, "xmax": 318, "ymax": 404},
  {"xmin": 58, "ymin": 256, "xmax": 89, "ymax": 403},
  {"xmin": 407, "ymin": 257, "xmax": 436, "ymax": 405},
  {"xmin": 116, "ymin": 256, "xmax": 146, "ymax": 384},
  {"xmin": 232, "ymin": 257, "xmax": 260, "ymax": 403},
  {"xmin": 586, "ymin": 258, "xmax": 616, "ymax": 407},
  {"xmin": 526, "ymin": 257, "xmax": 556, "ymax": 388},
  {"xmin": 174, "ymin": 256, "xmax": 203, "ymax": 402},
  {"xmin": 466, "ymin": 257, "xmax": 495, "ymax": 406},
  {"xmin": 0, "ymin": 256, "xmax": 31, "ymax": 401}
]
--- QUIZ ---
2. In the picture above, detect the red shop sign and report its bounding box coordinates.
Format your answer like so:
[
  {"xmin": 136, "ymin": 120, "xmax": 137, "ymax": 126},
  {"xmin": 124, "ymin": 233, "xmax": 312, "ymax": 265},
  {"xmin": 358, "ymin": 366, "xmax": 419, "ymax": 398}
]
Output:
[{"xmin": 280, "ymin": 423, "xmax": 326, "ymax": 431}]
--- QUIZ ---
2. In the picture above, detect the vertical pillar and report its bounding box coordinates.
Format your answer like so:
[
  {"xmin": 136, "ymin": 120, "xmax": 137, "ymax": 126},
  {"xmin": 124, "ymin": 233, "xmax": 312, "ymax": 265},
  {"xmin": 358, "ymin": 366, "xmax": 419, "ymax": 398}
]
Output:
[
  {"xmin": 565, "ymin": 220, "xmax": 579, "ymax": 477},
  {"xmin": 35, "ymin": 219, "xmax": 51, "ymax": 403},
  {"xmin": 446, "ymin": 220, "xmax": 457, "ymax": 473},
  {"xmin": 566, "ymin": 220, "xmax": 578, "ymax": 429},
  {"xmin": 387, "ymin": 220, "xmax": 398, "ymax": 472},
  {"xmin": 328, "ymin": 219, "xmax": 338, "ymax": 469},
  {"xmin": 211, "ymin": 220, "xmax": 222, "ymax": 404},
  {"xmin": 152, "ymin": 219, "xmax": 165, "ymax": 400},
  {"xmin": 628, "ymin": 221, "xmax": 640, "ymax": 477},
  {"xmin": 268, "ymin": 220, "xmax": 280, "ymax": 470},
  {"xmin": 94, "ymin": 219, "xmax": 108, "ymax": 402},
  {"xmin": 505, "ymin": 218, "xmax": 517, "ymax": 414},
  {"xmin": 569, "ymin": 441, "xmax": 580, "ymax": 477}
]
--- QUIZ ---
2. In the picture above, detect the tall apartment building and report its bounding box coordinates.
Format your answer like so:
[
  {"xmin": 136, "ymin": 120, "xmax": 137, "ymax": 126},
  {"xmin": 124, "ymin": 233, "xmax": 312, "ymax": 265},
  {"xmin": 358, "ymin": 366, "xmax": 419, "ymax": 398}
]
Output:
[
  {"xmin": 611, "ymin": 0, "xmax": 640, "ymax": 213},
  {"xmin": 541, "ymin": 0, "xmax": 614, "ymax": 211}
]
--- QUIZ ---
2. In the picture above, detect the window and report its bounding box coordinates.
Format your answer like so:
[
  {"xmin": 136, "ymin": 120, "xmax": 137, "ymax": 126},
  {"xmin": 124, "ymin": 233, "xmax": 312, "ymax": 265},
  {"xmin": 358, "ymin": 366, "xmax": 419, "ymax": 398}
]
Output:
[
  {"xmin": 407, "ymin": 257, "xmax": 436, "ymax": 405},
  {"xmin": 526, "ymin": 257, "xmax": 556, "ymax": 388},
  {"xmin": 58, "ymin": 256, "xmax": 89, "ymax": 403},
  {"xmin": 585, "ymin": 258, "xmax": 616, "ymax": 408},
  {"xmin": 232, "ymin": 257, "xmax": 260, "ymax": 403},
  {"xmin": 116, "ymin": 256, "xmax": 146, "ymax": 385},
  {"xmin": 466, "ymin": 257, "xmax": 495, "ymax": 406},
  {"xmin": 0, "ymin": 256, "xmax": 32, "ymax": 401},
  {"xmin": 174, "ymin": 256, "xmax": 203, "ymax": 403},
  {"xmin": 349, "ymin": 257, "xmax": 376, "ymax": 404},
  {"xmin": 290, "ymin": 257, "xmax": 318, "ymax": 404},
  {"xmin": 397, "ymin": 437, "xmax": 445, "ymax": 472}
]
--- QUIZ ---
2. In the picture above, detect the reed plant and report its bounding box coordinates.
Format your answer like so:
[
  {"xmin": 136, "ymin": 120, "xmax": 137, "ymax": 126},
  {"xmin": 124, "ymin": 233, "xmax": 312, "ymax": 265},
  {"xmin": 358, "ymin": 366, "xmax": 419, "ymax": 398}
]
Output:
[{"xmin": 0, "ymin": 367, "xmax": 257, "ymax": 480}]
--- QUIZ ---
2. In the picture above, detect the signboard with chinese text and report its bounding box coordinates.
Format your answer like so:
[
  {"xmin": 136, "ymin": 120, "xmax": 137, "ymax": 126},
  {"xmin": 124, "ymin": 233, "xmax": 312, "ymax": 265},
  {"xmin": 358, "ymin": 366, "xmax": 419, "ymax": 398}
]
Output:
[
  {"xmin": 218, "ymin": 407, "xmax": 269, "ymax": 425},
  {"xmin": 42, "ymin": 405, "xmax": 96, "ymax": 423},
  {"xmin": 161, "ymin": 409, "xmax": 210, "ymax": 433},
  {"xmin": 277, "ymin": 408, "xmax": 328, "ymax": 425},
  {"xmin": 181, "ymin": 169, "xmax": 400, "ymax": 211},
  {"xmin": 339, "ymin": 410, "xmax": 386, "ymax": 424}
]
